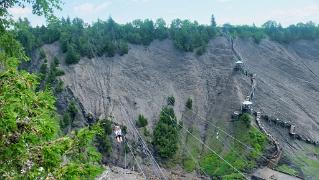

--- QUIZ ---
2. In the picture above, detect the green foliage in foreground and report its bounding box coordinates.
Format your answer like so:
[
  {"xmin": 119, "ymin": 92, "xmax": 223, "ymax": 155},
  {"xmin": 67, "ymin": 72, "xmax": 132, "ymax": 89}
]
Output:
[
  {"xmin": 0, "ymin": 1, "xmax": 104, "ymax": 178},
  {"xmin": 96, "ymin": 118, "xmax": 113, "ymax": 155},
  {"xmin": 0, "ymin": 68, "xmax": 104, "ymax": 179},
  {"xmin": 153, "ymin": 107, "xmax": 179, "ymax": 159}
]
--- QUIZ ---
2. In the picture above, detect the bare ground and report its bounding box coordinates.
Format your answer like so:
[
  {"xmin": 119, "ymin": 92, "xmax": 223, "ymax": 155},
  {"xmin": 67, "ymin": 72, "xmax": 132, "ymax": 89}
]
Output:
[{"xmin": 39, "ymin": 37, "xmax": 319, "ymax": 179}]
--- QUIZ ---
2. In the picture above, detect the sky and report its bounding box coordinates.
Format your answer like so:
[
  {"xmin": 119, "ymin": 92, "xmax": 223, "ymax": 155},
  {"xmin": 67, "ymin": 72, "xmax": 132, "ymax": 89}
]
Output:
[{"xmin": 8, "ymin": 0, "xmax": 319, "ymax": 27}]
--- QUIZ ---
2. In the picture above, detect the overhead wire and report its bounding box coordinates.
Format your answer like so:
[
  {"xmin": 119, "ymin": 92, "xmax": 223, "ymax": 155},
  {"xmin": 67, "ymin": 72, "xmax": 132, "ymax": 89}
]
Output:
[
  {"xmin": 85, "ymin": 25, "xmax": 278, "ymax": 178},
  {"xmin": 125, "ymin": 140, "xmax": 147, "ymax": 179},
  {"xmin": 86, "ymin": 22, "xmax": 166, "ymax": 180},
  {"xmin": 101, "ymin": 45, "xmax": 278, "ymax": 169},
  {"xmin": 178, "ymin": 130, "xmax": 209, "ymax": 177},
  {"xmin": 154, "ymin": 100, "xmax": 247, "ymax": 179},
  {"xmin": 118, "ymin": 102, "xmax": 168, "ymax": 180}
]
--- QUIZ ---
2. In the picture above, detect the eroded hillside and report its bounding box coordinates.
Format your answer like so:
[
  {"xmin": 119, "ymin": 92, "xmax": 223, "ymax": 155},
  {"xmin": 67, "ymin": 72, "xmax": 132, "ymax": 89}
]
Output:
[
  {"xmin": 234, "ymin": 38, "xmax": 319, "ymax": 179},
  {"xmin": 35, "ymin": 36, "xmax": 319, "ymax": 179}
]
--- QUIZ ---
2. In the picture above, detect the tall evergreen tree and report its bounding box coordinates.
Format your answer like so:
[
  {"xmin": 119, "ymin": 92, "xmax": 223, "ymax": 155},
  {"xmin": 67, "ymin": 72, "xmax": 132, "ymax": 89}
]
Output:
[{"xmin": 211, "ymin": 14, "xmax": 217, "ymax": 27}]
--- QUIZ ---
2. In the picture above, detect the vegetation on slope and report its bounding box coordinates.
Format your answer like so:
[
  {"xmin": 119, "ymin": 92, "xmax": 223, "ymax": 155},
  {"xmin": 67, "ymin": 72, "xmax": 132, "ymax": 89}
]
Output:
[
  {"xmin": 291, "ymin": 146, "xmax": 319, "ymax": 179},
  {"xmin": 276, "ymin": 164, "xmax": 298, "ymax": 176},
  {"xmin": 152, "ymin": 98, "xmax": 268, "ymax": 178},
  {"xmin": 198, "ymin": 114, "xmax": 267, "ymax": 178},
  {"xmin": 136, "ymin": 114, "xmax": 148, "ymax": 128},
  {"xmin": 223, "ymin": 21, "xmax": 319, "ymax": 44},
  {"xmin": 177, "ymin": 113, "xmax": 268, "ymax": 179},
  {"xmin": 14, "ymin": 16, "xmax": 217, "ymax": 60},
  {"xmin": 0, "ymin": 1, "xmax": 107, "ymax": 179},
  {"xmin": 14, "ymin": 13, "xmax": 319, "ymax": 66},
  {"xmin": 153, "ymin": 107, "xmax": 179, "ymax": 159}
]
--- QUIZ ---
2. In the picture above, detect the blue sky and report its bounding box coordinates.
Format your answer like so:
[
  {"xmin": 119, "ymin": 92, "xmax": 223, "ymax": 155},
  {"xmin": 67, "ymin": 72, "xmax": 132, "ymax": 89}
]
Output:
[{"xmin": 9, "ymin": 0, "xmax": 319, "ymax": 27}]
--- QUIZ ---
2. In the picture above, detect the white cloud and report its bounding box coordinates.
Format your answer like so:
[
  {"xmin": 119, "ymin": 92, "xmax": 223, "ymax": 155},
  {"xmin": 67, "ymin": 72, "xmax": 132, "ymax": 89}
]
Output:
[
  {"xmin": 73, "ymin": 1, "xmax": 111, "ymax": 14},
  {"xmin": 263, "ymin": 4, "xmax": 319, "ymax": 26},
  {"xmin": 8, "ymin": 7, "xmax": 32, "ymax": 17},
  {"xmin": 218, "ymin": 4, "xmax": 319, "ymax": 27}
]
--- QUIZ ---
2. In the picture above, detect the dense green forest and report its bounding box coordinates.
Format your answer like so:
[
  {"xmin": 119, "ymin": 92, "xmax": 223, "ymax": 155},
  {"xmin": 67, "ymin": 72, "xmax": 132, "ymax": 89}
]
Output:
[
  {"xmin": 14, "ymin": 15, "xmax": 319, "ymax": 65},
  {"xmin": 14, "ymin": 16, "xmax": 217, "ymax": 63}
]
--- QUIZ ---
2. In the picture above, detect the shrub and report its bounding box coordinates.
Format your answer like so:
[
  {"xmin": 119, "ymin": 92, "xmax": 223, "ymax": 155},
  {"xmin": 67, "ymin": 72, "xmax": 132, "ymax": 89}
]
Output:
[
  {"xmin": 40, "ymin": 63, "xmax": 47, "ymax": 74},
  {"xmin": 55, "ymin": 68, "xmax": 65, "ymax": 76},
  {"xmin": 253, "ymin": 31, "xmax": 264, "ymax": 44},
  {"xmin": 100, "ymin": 118, "xmax": 112, "ymax": 135},
  {"xmin": 186, "ymin": 97, "xmax": 193, "ymax": 110},
  {"xmin": 61, "ymin": 112, "xmax": 71, "ymax": 128},
  {"xmin": 96, "ymin": 134, "xmax": 112, "ymax": 155},
  {"xmin": 118, "ymin": 41, "xmax": 129, "ymax": 56},
  {"xmin": 65, "ymin": 45, "xmax": 80, "ymax": 64},
  {"xmin": 53, "ymin": 57, "xmax": 60, "ymax": 66},
  {"xmin": 121, "ymin": 125, "xmax": 127, "ymax": 135},
  {"xmin": 143, "ymin": 127, "xmax": 150, "ymax": 136},
  {"xmin": 39, "ymin": 48, "xmax": 46, "ymax": 59},
  {"xmin": 248, "ymin": 128, "xmax": 267, "ymax": 158},
  {"xmin": 67, "ymin": 101, "xmax": 78, "ymax": 119},
  {"xmin": 196, "ymin": 45, "xmax": 206, "ymax": 56},
  {"xmin": 136, "ymin": 114, "xmax": 148, "ymax": 128},
  {"xmin": 240, "ymin": 113, "xmax": 251, "ymax": 127},
  {"xmin": 183, "ymin": 157, "xmax": 196, "ymax": 172},
  {"xmin": 167, "ymin": 96, "xmax": 175, "ymax": 106},
  {"xmin": 55, "ymin": 80, "xmax": 64, "ymax": 93},
  {"xmin": 47, "ymin": 69, "xmax": 56, "ymax": 85},
  {"xmin": 104, "ymin": 41, "xmax": 116, "ymax": 57}
]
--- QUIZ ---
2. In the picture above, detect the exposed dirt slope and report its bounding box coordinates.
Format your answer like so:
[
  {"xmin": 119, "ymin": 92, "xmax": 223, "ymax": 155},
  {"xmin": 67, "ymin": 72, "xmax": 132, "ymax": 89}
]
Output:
[
  {"xmin": 56, "ymin": 37, "xmax": 243, "ymax": 135},
  {"xmin": 234, "ymin": 38, "xmax": 319, "ymax": 179},
  {"xmin": 234, "ymin": 38, "xmax": 319, "ymax": 142},
  {"xmin": 40, "ymin": 37, "xmax": 319, "ymax": 179}
]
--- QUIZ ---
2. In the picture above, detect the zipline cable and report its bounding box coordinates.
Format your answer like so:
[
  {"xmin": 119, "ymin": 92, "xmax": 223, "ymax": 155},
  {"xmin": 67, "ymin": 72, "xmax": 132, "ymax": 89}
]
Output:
[
  {"xmin": 118, "ymin": 102, "xmax": 168, "ymax": 180},
  {"xmin": 154, "ymin": 101, "xmax": 247, "ymax": 179},
  {"xmin": 125, "ymin": 140, "xmax": 147, "ymax": 179},
  {"xmin": 178, "ymin": 131, "xmax": 209, "ymax": 177},
  {"xmin": 107, "ymin": 54, "xmax": 278, "ymax": 168},
  {"xmin": 85, "ymin": 26, "xmax": 276, "ymax": 175},
  {"xmin": 87, "ymin": 22, "xmax": 168, "ymax": 179}
]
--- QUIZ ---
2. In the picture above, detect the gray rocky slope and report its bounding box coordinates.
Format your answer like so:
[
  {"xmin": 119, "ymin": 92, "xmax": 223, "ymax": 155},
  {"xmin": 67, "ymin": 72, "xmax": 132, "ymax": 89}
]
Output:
[{"xmin": 38, "ymin": 36, "xmax": 319, "ymax": 179}]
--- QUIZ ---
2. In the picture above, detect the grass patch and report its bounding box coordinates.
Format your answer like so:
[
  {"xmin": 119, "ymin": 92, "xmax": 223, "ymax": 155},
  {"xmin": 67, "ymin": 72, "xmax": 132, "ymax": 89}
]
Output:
[
  {"xmin": 200, "ymin": 150, "xmax": 247, "ymax": 178},
  {"xmin": 293, "ymin": 154, "xmax": 319, "ymax": 179},
  {"xmin": 179, "ymin": 125, "xmax": 202, "ymax": 172},
  {"xmin": 276, "ymin": 165, "xmax": 298, "ymax": 176},
  {"xmin": 177, "ymin": 113, "xmax": 268, "ymax": 178},
  {"xmin": 204, "ymin": 121, "xmax": 225, "ymax": 154},
  {"xmin": 198, "ymin": 115, "xmax": 268, "ymax": 178},
  {"xmin": 287, "ymin": 146, "xmax": 319, "ymax": 179},
  {"xmin": 183, "ymin": 158, "xmax": 196, "ymax": 172}
]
